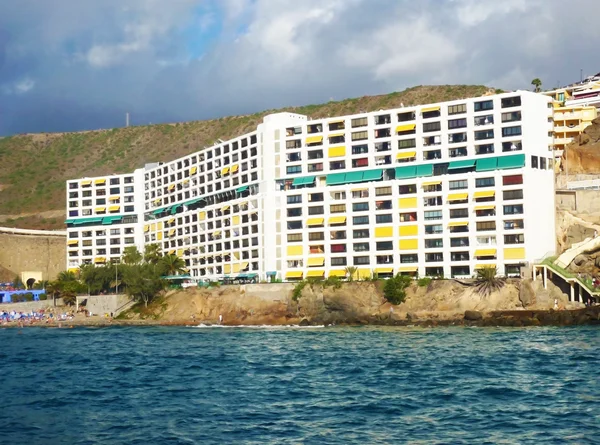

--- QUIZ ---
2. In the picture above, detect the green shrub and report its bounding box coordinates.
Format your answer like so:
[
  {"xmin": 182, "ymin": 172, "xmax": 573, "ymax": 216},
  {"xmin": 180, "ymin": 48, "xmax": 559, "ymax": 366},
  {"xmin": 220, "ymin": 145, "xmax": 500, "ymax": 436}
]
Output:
[
  {"xmin": 22, "ymin": 293, "xmax": 34, "ymax": 302},
  {"xmin": 383, "ymin": 274, "xmax": 412, "ymax": 305},
  {"xmin": 323, "ymin": 276, "xmax": 342, "ymax": 289},
  {"xmin": 292, "ymin": 280, "xmax": 307, "ymax": 302},
  {"xmin": 417, "ymin": 277, "xmax": 432, "ymax": 287},
  {"xmin": 208, "ymin": 281, "xmax": 220, "ymax": 288},
  {"xmin": 39, "ymin": 293, "xmax": 47, "ymax": 301}
]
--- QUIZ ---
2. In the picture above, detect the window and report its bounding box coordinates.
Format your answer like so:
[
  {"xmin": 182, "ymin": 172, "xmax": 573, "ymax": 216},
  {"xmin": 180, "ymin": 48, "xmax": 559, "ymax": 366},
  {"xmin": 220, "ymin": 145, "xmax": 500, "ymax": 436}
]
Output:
[
  {"xmin": 110, "ymin": 229, "xmax": 120, "ymax": 235},
  {"xmin": 399, "ymin": 212, "xmax": 417, "ymax": 222},
  {"xmin": 448, "ymin": 104, "xmax": 467, "ymax": 115},
  {"xmin": 288, "ymin": 221, "xmax": 302, "ymax": 230},
  {"xmin": 474, "ymin": 115, "xmax": 494, "ymax": 126},
  {"xmin": 502, "ymin": 111, "xmax": 521, "ymax": 122},
  {"xmin": 287, "ymin": 195, "xmax": 302, "ymax": 204},
  {"xmin": 425, "ymin": 239, "xmax": 443, "ymax": 248},
  {"xmin": 475, "ymin": 177, "xmax": 495, "ymax": 188},
  {"xmin": 450, "ymin": 237, "xmax": 469, "ymax": 247},
  {"xmin": 286, "ymin": 166, "xmax": 302, "ymax": 174},
  {"xmin": 451, "ymin": 266, "xmax": 471, "ymax": 277},
  {"xmin": 353, "ymin": 229, "xmax": 370, "ymax": 238},
  {"xmin": 448, "ymin": 133, "xmax": 467, "ymax": 144},
  {"xmin": 397, "ymin": 111, "xmax": 415, "ymax": 122},
  {"xmin": 475, "ymin": 130, "xmax": 494, "ymax": 140},
  {"xmin": 424, "ymin": 210, "xmax": 442, "ymax": 220},
  {"xmin": 474, "ymin": 100, "xmax": 493, "ymax": 112},
  {"xmin": 354, "ymin": 256, "xmax": 370, "ymax": 265},
  {"xmin": 287, "ymin": 233, "xmax": 302, "ymax": 242},
  {"xmin": 504, "ymin": 234, "xmax": 525, "ymax": 244},
  {"xmin": 399, "ymin": 184, "xmax": 417, "ymax": 195},
  {"xmin": 353, "ymin": 243, "xmax": 370, "ymax": 253},
  {"xmin": 375, "ymin": 186, "xmax": 392, "ymax": 196},
  {"xmin": 353, "ymin": 202, "xmax": 369, "ymax": 212},
  {"xmin": 451, "ymin": 252, "xmax": 469, "ymax": 262},
  {"xmin": 331, "ymin": 257, "xmax": 347, "ymax": 266},
  {"xmin": 352, "ymin": 189, "xmax": 369, "ymax": 199},
  {"xmin": 423, "ymin": 122, "xmax": 441, "ymax": 133},
  {"xmin": 449, "ymin": 147, "xmax": 467, "ymax": 158},
  {"xmin": 287, "ymin": 208, "xmax": 302, "ymax": 217},
  {"xmin": 503, "ymin": 190, "xmax": 523, "ymax": 200},
  {"xmin": 504, "ymin": 204, "xmax": 523, "ymax": 215},
  {"xmin": 476, "ymin": 221, "xmax": 496, "ymax": 231},
  {"xmin": 448, "ymin": 118, "xmax": 467, "ymax": 129},
  {"xmin": 309, "ymin": 232, "xmax": 324, "ymax": 241},
  {"xmin": 531, "ymin": 156, "xmax": 538, "ymax": 168},
  {"xmin": 124, "ymin": 186, "xmax": 134, "ymax": 193},
  {"xmin": 330, "ymin": 204, "xmax": 346, "ymax": 213},
  {"xmin": 425, "ymin": 253, "xmax": 443, "ymax": 263},
  {"xmin": 330, "ymin": 161, "xmax": 346, "ymax": 171},
  {"xmin": 502, "ymin": 126, "xmax": 522, "ymax": 137},
  {"xmin": 353, "ymin": 216, "xmax": 369, "ymax": 225},
  {"xmin": 375, "ymin": 214, "xmax": 393, "ymax": 224},
  {"xmin": 351, "ymin": 131, "xmax": 368, "ymax": 141},
  {"xmin": 308, "ymin": 206, "xmax": 324, "ymax": 215},
  {"xmin": 540, "ymin": 158, "xmax": 547, "ymax": 170},
  {"xmin": 351, "ymin": 117, "xmax": 368, "ymax": 128},
  {"xmin": 425, "ymin": 224, "xmax": 443, "ymax": 234},
  {"xmin": 504, "ymin": 219, "xmax": 524, "ymax": 230},
  {"xmin": 376, "ymin": 241, "xmax": 393, "ymax": 251},
  {"xmin": 450, "ymin": 208, "xmax": 468, "ymax": 219},
  {"xmin": 352, "ymin": 158, "xmax": 369, "ymax": 168},
  {"xmin": 503, "ymin": 174, "xmax": 523, "ymax": 186},
  {"xmin": 401, "ymin": 254, "xmax": 418, "ymax": 263},
  {"xmin": 449, "ymin": 180, "xmax": 468, "ymax": 190},
  {"xmin": 352, "ymin": 144, "xmax": 369, "ymax": 155},
  {"xmin": 501, "ymin": 96, "xmax": 521, "ymax": 108},
  {"xmin": 398, "ymin": 139, "xmax": 416, "ymax": 149}
]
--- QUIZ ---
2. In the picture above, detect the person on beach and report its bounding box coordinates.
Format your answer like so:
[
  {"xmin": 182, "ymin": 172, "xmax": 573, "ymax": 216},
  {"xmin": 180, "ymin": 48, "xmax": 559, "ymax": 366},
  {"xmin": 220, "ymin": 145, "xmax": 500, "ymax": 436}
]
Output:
[
  {"xmin": 554, "ymin": 299, "xmax": 559, "ymax": 310},
  {"xmin": 219, "ymin": 314, "xmax": 223, "ymax": 325}
]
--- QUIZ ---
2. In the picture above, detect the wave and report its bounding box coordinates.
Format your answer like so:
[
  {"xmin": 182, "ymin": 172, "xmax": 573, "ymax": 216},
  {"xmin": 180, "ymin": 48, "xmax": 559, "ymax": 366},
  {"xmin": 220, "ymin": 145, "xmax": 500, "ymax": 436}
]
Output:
[{"xmin": 192, "ymin": 324, "xmax": 326, "ymax": 329}]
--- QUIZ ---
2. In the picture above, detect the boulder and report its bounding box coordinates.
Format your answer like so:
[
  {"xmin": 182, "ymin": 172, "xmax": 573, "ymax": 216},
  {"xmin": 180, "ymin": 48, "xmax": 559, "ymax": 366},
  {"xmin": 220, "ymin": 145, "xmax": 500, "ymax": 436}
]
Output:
[
  {"xmin": 298, "ymin": 318, "xmax": 310, "ymax": 326},
  {"xmin": 519, "ymin": 279, "xmax": 536, "ymax": 307},
  {"xmin": 573, "ymin": 254, "xmax": 588, "ymax": 267},
  {"xmin": 464, "ymin": 310, "xmax": 483, "ymax": 321}
]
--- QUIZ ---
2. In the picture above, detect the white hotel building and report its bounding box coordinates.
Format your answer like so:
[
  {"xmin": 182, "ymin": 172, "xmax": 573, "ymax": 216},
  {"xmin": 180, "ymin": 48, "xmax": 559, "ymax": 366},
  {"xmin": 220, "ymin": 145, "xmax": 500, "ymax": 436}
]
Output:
[{"xmin": 66, "ymin": 91, "xmax": 556, "ymax": 281}]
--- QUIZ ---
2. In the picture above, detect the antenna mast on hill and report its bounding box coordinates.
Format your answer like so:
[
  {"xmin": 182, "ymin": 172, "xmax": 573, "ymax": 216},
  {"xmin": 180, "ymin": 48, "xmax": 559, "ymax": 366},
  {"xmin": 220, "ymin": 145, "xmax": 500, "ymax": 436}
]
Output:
[{"xmin": 126, "ymin": 113, "xmax": 130, "ymax": 127}]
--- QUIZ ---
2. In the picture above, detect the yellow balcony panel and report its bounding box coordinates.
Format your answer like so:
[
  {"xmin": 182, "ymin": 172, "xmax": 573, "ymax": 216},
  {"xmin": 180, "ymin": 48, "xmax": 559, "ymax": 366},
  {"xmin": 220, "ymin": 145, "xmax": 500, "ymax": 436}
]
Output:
[
  {"xmin": 375, "ymin": 267, "xmax": 393, "ymax": 274},
  {"xmin": 396, "ymin": 151, "xmax": 416, "ymax": 160},
  {"xmin": 157, "ymin": 222, "xmax": 163, "ymax": 230},
  {"xmin": 422, "ymin": 181, "xmax": 441, "ymax": 187},
  {"xmin": 306, "ymin": 135, "xmax": 323, "ymax": 144},
  {"xmin": 375, "ymin": 226, "xmax": 393, "ymax": 238},
  {"xmin": 233, "ymin": 263, "xmax": 241, "ymax": 273},
  {"xmin": 81, "ymin": 180, "xmax": 92, "ymax": 186},
  {"xmin": 68, "ymin": 268, "xmax": 79, "ymax": 274},
  {"xmin": 328, "ymin": 216, "xmax": 346, "ymax": 225},
  {"xmin": 182, "ymin": 179, "xmax": 189, "ymax": 185},
  {"xmin": 231, "ymin": 164, "xmax": 239, "ymax": 173},
  {"xmin": 240, "ymin": 262, "xmax": 249, "ymax": 270},
  {"xmin": 328, "ymin": 146, "xmax": 346, "ymax": 157},
  {"xmin": 448, "ymin": 221, "xmax": 468, "ymax": 227},
  {"xmin": 95, "ymin": 207, "xmax": 106, "ymax": 213},
  {"xmin": 287, "ymin": 245, "xmax": 303, "ymax": 256},
  {"xmin": 109, "ymin": 196, "xmax": 120, "ymax": 201},
  {"xmin": 504, "ymin": 247, "xmax": 525, "ymax": 260},
  {"xmin": 150, "ymin": 223, "xmax": 156, "ymax": 231},
  {"xmin": 396, "ymin": 124, "xmax": 416, "ymax": 132},
  {"xmin": 167, "ymin": 217, "xmax": 175, "ymax": 225},
  {"xmin": 421, "ymin": 106, "xmax": 440, "ymax": 113},
  {"xmin": 94, "ymin": 257, "xmax": 106, "ymax": 264},
  {"xmin": 222, "ymin": 205, "xmax": 230, "ymax": 212},
  {"xmin": 329, "ymin": 269, "xmax": 346, "ymax": 277},
  {"xmin": 177, "ymin": 249, "xmax": 184, "ymax": 257},
  {"xmin": 475, "ymin": 205, "xmax": 496, "ymax": 211},
  {"xmin": 94, "ymin": 179, "xmax": 106, "ymax": 185},
  {"xmin": 399, "ymin": 197, "xmax": 418, "ymax": 209},
  {"xmin": 213, "ymin": 230, "xmax": 221, "ymax": 237},
  {"xmin": 168, "ymin": 184, "xmax": 175, "ymax": 191},
  {"xmin": 144, "ymin": 225, "xmax": 149, "ymax": 233},
  {"xmin": 233, "ymin": 252, "xmax": 240, "ymax": 260},
  {"xmin": 232, "ymin": 215, "xmax": 240, "ymax": 225},
  {"xmin": 222, "ymin": 167, "xmax": 230, "ymax": 175},
  {"xmin": 307, "ymin": 257, "xmax": 325, "ymax": 267},
  {"xmin": 398, "ymin": 266, "xmax": 418, "ymax": 272},
  {"xmin": 474, "ymin": 249, "xmax": 497, "ymax": 257},
  {"xmin": 473, "ymin": 190, "xmax": 495, "ymax": 199},
  {"xmin": 399, "ymin": 239, "xmax": 418, "ymax": 250},
  {"xmin": 224, "ymin": 264, "xmax": 231, "ymax": 274},
  {"xmin": 306, "ymin": 270, "xmax": 325, "ymax": 278},
  {"xmin": 399, "ymin": 225, "xmax": 418, "ymax": 236},
  {"xmin": 447, "ymin": 193, "xmax": 468, "ymax": 201},
  {"xmin": 199, "ymin": 211, "xmax": 206, "ymax": 221},
  {"xmin": 357, "ymin": 269, "xmax": 371, "ymax": 280},
  {"xmin": 67, "ymin": 240, "xmax": 78, "ymax": 246},
  {"xmin": 306, "ymin": 218, "xmax": 324, "ymax": 226},
  {"xmin": 108, "ymin": 206, "xmax": 120, "ymax": 212},
  {"xmin": 328, "ymin": 119, "xmax": 344, "ymax": 126},
  {"xmin": 157, "ymin": 232, "xmax": 163, "ymax": 241},
  {"xmin": 190, "ymin": 166, "xmax": 198, "ymax": 175},
  {"xmin": 328, "ymin": 132, "xmax": 345, "ymax": 139},
  {"xmin": 475, "ymin": 264, "xmax": 496, "ymax": 269},
  {"xmin": 168, "ymin": 250, "xmax": 175, "ymax": 255},
  {"xmin": 286, "ymin": 271, "xmax": 303, "ymax": 279}
]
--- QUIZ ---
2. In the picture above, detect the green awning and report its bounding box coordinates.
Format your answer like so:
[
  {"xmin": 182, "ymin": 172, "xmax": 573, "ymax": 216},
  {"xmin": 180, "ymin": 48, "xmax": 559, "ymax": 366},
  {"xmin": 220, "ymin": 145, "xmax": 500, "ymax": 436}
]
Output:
[
  {"xmin": 266, "ymin": 271, "xmax": 277, "ymax": 276},
  {"xmin": 161, "ymin": 274, "xmax": 191, "ymax": 280},
  {"xmin": 395, "ymin": 166, "xmax": 417, "ymax": 179},
  {"xmin": 184, "ymin": 197, "xmax": 204, "ymax": 206},
  {"xmin": 362, "ymin": 169, "xmax": 383, "ymax": 182},
  {"xmin": 236, "ymin": 274, "xmax": 247, "ymax": 280},
  {"xmin": 326, "ymin": 173, "xmax": 347, "ymax": 186},
  {"xmin": 246, "ymin": 273, "xmax": 258, "ymax": 279},
  {"xmin": 497, "ymin": 154, "xmax": 526, "ymax": 170},
  {"xmin": 416, "ymin": 164, "xmax": 433, "ymax": 177},
  {"xmin": 102, "ymin": 216, "xmax": 122, "ymax": 225},
  {"xmin": 153, "ymin": 208, "xmax": 166, "ymax": 215},
  {"xmin": 476, "ymin": 157, "xmax": 498, "ymax": 172},
  {"xmin": 302, "ymin": 176, "xmax": 316, "ymax": 185},
  {"xmin": 292, "ymin": 177, "xmax": 305, "ymax": 186},
  {"xmin": 344, "ymin": 171, "xmax": 364, "ymax": 183},
  {"xmin": 73, "ymin": 217, "xmax": 103, "ymax": 225},
  {"xmin": 170, "ymin": 205, "xmax": 181, "ymax": 215},
  {"xmin": 448, "ymin": 159, "xmax": 476, "ymax": 170},
  {"xmin": 236, "ymin": 185, "xmax": 249, "ymax": 193},
  {"xmin": 64, "ymin": 219, "xmax": 74, "ymax": 224}
]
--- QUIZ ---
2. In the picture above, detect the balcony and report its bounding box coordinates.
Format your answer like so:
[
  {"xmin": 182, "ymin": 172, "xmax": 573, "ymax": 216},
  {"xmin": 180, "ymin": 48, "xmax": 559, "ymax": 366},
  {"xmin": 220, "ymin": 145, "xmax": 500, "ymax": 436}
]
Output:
[
  {"xmin": 375, "ymin": 128, "xmax": 391, "ymax": 139},
  {"xmin": 423, "ymin": 136, "xmax": 441, "ymax": 146},
  {"xmin": 307, "ymin": 123, "xmax": 323, "ymax": 134},
  {"xmin": 448, "ymin": 133, "xmax": 467, "ymax": 144},
  {"xmin": 423, "ymin": 196, "xmax": 442, "ymax": 207},
  {"xmin": 375, "ymin": 155, "xmax": 391, "ymax": 165},
  {"xmin": 424, "ymin": 150, "xmax": 441, "ymax": 161},
  {"xmin": 449, "ymin": 147, "xmax": 467, "ymax": 158},
  {"xmin": 475, "ymin": 144, "xmax": 494, "ymax": 155},
  {"xmin": 474, "ymin": 115, "xmax": 494, "ymax": 126},
  {"xmin": 375, "ymin": 141, "xmax": 392, "ymax": 152}
]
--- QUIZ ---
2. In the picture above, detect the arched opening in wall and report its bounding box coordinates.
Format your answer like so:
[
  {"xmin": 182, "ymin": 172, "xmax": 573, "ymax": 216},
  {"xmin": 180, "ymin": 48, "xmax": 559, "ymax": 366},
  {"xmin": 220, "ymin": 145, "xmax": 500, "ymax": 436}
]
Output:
[{"xmin": 26, "ymin": 278, "xmax": 36, "ymax": 290}]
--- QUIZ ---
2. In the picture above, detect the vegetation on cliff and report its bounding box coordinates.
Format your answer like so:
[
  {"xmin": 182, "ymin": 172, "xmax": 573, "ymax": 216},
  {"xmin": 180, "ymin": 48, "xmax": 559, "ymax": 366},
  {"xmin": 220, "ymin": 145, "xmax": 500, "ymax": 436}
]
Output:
[{"xmin": 0, "ymin": 85, "xmax": 492, "ymax": 229}]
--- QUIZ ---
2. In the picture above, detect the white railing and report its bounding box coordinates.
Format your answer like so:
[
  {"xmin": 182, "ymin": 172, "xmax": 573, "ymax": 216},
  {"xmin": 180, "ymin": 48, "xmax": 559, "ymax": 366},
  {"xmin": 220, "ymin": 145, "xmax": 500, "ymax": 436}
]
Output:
[
  {"xmin": 566, "ymin": 179, "xmax": 600, "ymax": 190},
  {"xmin": 0, "ymin": 226, "xmax": 67, "ymax": 237}
]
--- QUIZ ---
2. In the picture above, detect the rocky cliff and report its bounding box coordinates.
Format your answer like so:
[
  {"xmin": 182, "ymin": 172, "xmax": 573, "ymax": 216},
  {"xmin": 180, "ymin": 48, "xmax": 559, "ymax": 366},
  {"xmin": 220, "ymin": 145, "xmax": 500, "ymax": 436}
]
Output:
[{"xmin": 561, "ymin": 117, "xmax": 600, "ymax": 174}]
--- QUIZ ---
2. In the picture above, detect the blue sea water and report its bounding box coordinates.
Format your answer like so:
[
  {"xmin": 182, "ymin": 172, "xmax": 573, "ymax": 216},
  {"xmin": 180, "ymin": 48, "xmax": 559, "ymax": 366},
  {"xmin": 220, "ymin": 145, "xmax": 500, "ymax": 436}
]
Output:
[{"xmin": 1, "ymin": 326, "xmax": 599, "ymax": 445}]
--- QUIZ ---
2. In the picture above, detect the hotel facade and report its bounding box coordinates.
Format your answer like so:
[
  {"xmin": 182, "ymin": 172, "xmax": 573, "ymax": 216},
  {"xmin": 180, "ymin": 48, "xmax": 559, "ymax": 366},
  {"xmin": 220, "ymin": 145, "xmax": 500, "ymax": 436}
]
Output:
[{"xmin": 66, "ymin": 91, "xmax": 556, "ymax": 281}]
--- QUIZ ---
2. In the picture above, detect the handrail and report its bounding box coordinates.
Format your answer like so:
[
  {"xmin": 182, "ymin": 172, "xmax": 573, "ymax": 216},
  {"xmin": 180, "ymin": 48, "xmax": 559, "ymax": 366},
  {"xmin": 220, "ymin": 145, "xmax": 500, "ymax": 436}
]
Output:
[{"xmin": 0, "ymin": 226, "xmax": 67, "ymax": 237}]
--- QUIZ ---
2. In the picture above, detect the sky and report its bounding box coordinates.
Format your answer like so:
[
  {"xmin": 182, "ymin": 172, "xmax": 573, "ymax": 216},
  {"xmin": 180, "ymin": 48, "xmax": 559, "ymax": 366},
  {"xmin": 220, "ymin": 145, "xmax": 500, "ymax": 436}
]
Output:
[{"xmin": 1, "ymin": 0, "xmax": 599, "ymax": 136}]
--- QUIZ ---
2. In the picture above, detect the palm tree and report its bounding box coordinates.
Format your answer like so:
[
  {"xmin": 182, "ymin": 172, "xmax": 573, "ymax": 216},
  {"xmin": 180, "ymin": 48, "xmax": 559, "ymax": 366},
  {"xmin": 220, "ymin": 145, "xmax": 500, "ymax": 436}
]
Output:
[
  {"xmin": 122, "ymin": 246, "xmax": 143, "ymax": 265},
  {"xmin": 143, "ymin": 243, "xmax": 163, "ymax": 265},
  {"xmin": 474, "ymin": 266, "xmax": 506, "ymax": 297},
  {"xmin": 345, "ymin": 266, "xmax": 358, "ymax": 282},
  {"xmin": 160, "ymin": 254, "xmax": 187, "ymax": 276},
  {"xmin": 531, "ymin": 78, "xmax": 542, "ymax": 92}
]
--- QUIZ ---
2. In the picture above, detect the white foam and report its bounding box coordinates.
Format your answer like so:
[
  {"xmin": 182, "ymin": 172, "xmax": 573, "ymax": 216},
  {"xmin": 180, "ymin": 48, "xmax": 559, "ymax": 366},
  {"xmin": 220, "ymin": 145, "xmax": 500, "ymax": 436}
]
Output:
[{"xmin": 192, "ymin": 324, "xmax": 326, "ymax": 329}]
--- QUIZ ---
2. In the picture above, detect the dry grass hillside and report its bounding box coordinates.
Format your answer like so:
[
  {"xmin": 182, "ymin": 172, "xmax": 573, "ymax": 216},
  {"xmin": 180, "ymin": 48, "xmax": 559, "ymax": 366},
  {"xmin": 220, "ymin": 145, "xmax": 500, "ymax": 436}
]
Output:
[{"xmin": 0, "ymin": 84, "xmax": 493, "ymax": 229}]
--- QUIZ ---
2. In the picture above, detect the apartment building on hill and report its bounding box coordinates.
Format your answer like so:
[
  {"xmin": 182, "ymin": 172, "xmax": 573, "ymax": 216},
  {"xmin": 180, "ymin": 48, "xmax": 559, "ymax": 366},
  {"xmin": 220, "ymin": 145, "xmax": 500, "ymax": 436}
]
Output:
[{"xmin": 65, "ymin": 91, "xmax": 556, "ymax": 281}]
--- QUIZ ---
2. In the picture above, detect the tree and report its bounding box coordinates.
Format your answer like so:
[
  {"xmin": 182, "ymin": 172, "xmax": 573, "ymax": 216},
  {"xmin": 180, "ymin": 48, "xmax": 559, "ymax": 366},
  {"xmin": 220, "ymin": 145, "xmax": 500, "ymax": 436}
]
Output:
[
  {"xmin": 475, "ymin": 266, "xmax": 506, "ymax": 297},
  {"xmin": 345, "ymin": 266, "xmax": 358, "ymax": 282},
  {"xmin": 122, "ymin": 264, "xmax": 165, "ymax": 307},
  {"xmin": 80, "ymin": 264, "xmax": 115, "ymax": 295},
  {"xmin": 383, "ymin": 274, "xmax": 412, "ymax": 305},
  {"xmin": 160, "ymin": 254, "xmax": 186, "ymax": 276},
  {"xmin": 144, "ymin": 243, "xmax": 163, "ymax": 265},
  {"xmin": 122, "ymin": 246, "xmax": 143, "ymax": 265},
  {"xmin": 531, "ymin": 78, "xmax": 542, "ymax": 92},
  {"xmin": 12, "ymin": 276, "xmax": 24, "ymax": 289},
  {"xmin": 57, "ymin": 270, "xmax": 78, "ymax": 282}
]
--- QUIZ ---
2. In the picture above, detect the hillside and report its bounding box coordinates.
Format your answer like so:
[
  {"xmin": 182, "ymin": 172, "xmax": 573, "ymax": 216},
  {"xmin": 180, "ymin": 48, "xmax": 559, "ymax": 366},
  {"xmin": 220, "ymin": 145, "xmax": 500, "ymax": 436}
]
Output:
[
  {"xmin": 560, "ymin": 116, "xmax": 600, "ymax": 174},
  {"xmin": 0, "ymin": 84, "xmax": 493, "ymax": 230}
]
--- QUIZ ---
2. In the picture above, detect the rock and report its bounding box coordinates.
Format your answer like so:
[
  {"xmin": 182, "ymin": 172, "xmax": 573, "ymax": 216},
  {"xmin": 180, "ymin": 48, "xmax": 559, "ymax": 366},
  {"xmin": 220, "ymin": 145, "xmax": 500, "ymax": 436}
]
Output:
[
  {"xmin": 464, "ymin": 310, "xmax": 483, "ymax": 321},
  {"xmin": 594, "ymin": 256, "xmax": 600, "ymax": 268},
  {"xmin": 519, "ymin": 279, "xmax": 536, "ymax": 307},
  {"xmin": 406, "ymin": 312, "xmax": 417, "ymax": 321},
  {"xmin": 573, "ymin": 254, "xmax": 588, "ymax": 267},
  {"xmin": 298, "ymin": 318, "xmax": 310, "ymax": 326}
]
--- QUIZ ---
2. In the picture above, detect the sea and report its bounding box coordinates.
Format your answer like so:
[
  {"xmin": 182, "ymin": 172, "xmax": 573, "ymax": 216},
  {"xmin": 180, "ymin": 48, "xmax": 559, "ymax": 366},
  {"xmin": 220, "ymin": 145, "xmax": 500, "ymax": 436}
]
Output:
[{"xmin": 1, "ymin": 325, "xmax": 599, "ymax": 445}]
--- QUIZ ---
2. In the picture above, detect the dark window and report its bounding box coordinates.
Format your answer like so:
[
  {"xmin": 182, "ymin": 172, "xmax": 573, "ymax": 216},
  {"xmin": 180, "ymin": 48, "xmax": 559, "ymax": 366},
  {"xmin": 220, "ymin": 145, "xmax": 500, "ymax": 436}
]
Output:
[
  {"xmin": 502, "ymin": 126, "xmax": 522, "ymax": 137},
  {"xmin": 503, "ymin": 174, "xmax": 523, "ymax": 186},
  {"xmin": 448, "ymin": 118, "xmax": 467, "ymax": 129},
  {"xmin": 474, "ymin": 100, "xmax": 493, "ymax": 112},
  {"xmin": 501, "ymin": 96, "xmax": 521, "ymax": 108},
  {"xmin": 423, "ymin": 122, "xmax": 441, "ymax": 133},
  {"xmin": 475, "ymin": 177, "xmax": 495, "ymax": 188}
]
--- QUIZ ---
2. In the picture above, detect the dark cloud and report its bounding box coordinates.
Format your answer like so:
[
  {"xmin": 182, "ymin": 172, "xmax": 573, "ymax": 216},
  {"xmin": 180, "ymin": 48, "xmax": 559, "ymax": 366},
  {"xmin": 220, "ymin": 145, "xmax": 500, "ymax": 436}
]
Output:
[{"xmin": 0, "ymin": 0, "xmax": 598, "ymax": 136}]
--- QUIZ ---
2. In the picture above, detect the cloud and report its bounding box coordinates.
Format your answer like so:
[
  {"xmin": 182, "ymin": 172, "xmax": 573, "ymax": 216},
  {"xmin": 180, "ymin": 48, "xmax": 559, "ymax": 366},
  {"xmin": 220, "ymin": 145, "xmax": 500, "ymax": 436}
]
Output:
[{"xmin": 1, "ymin": 0, "xmax": 600, "ymax": 136}]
